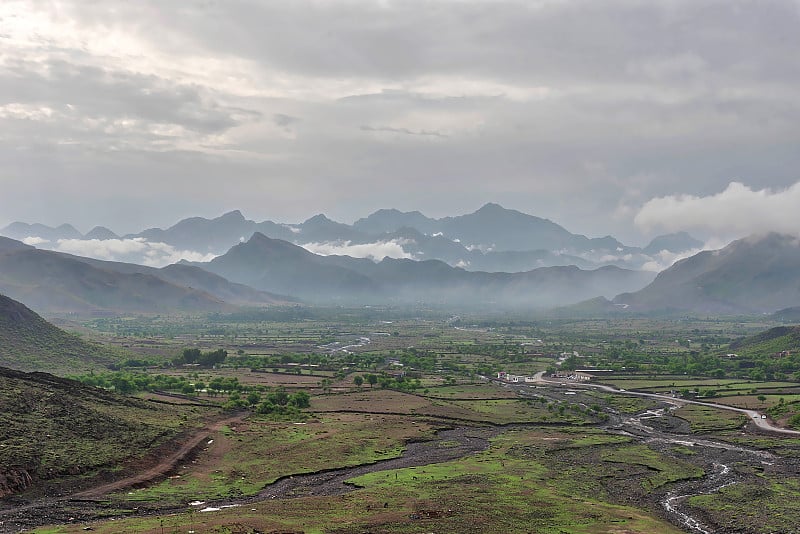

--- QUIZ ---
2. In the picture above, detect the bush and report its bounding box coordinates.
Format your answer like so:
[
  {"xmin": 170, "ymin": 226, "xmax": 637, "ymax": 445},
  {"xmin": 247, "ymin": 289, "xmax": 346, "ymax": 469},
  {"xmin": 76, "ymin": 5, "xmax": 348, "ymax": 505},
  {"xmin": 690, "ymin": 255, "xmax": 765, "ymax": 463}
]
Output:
[{"xmin": 788, "ymin": 413, "xmax": 800, "ymax": 430}]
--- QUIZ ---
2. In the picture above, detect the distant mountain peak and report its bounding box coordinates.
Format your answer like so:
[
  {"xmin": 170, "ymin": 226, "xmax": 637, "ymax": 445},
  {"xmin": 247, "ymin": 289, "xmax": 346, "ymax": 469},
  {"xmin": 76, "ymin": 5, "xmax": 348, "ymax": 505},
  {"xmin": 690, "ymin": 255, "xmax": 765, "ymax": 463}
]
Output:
[
  {"xmin": 85, "ymin": 226, "xmax": 119, "ymax": 240},
  {"xmin": 217, "ymin": 210, "xmax": 246, "ymax": 221},
  {"xmin": 643, "ymin": 232, "xmax": 703, "ymax": 255},
  {"xmin": 304, "ymin": 213, "xmax": 334, "ymax": 224},
  {"xmin": 242, "ymin": 232, "xmax": 302, "ymax": 252},
  {"xmin": 476, "ymin": 202, "xmax": 506, "ymax": 212}
]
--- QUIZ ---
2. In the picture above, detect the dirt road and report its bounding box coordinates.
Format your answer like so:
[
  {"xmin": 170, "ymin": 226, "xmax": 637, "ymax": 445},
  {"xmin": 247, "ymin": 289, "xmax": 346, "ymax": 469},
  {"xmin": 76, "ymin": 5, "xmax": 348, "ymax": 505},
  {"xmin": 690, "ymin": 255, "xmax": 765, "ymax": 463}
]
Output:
[
  {"xmin": 530, "ymin": 371, "xmax": 800, "ymax": 436},
  {"xmin": 74, "ymin": 413, "xmax": 246, "ymax": 499}
]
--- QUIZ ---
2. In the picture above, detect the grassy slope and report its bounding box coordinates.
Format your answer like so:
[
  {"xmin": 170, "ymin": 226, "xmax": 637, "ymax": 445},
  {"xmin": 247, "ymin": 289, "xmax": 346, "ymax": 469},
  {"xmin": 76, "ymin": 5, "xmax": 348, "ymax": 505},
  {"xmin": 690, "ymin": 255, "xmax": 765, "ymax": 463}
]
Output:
[
  {"xmin": 0, "ymin": 366, "xmax": 194, "ymax": 497},
  {"xmin": 0, "ymin": 294, "xmax": 126, "ymax": 373},
  {"xmin": 729, "ymin": 325, "xmax": 800, "ymax": 356}
]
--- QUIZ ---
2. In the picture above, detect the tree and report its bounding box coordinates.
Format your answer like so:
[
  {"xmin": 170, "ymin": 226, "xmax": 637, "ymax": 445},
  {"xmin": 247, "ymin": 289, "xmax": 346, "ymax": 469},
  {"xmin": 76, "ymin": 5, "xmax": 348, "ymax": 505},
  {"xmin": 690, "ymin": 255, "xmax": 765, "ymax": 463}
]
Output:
[
  {"xmin": 181, "ymin": 348, "xmax": 201, "ymax": 364},
  {"xmin": 290, "ymin": 391, "xmax": 310, "ymax": 408},
  {"xmin": 366, "ymin": 374, "xmax": 378, "ymax": 388},
  {"xmin": 268, "ymin": 388, "xmax": 289, "ymax": 406},
  {"xmin": 319, "ymin": 378, "xmax": 332, "ymax": 394},
  {"xmin": 354, "ymin": 375, "xmax": 364, "ymax": 388},
  {"xmin": 198, "ymin": 349, "xmax": 227, "ymax": 367},
  {"xmin": 112, "ymin": 376, "xmax": 135, "ymax": 394},
  {"xmin": 247, "ymin": 391, "xmax": 262, "ymax": 406}
]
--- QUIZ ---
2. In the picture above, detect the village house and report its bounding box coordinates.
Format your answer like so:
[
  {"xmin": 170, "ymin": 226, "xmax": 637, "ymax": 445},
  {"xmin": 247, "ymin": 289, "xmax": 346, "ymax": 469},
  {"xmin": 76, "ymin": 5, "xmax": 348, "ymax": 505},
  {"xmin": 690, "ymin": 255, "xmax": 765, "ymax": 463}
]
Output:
[
  {"xmin": 496, "ymin": 371, "xmax": 537, "ymax": 383},
  {"xmin": 552, "ymin": 370, "xmax": 595, "ymax": 381}
]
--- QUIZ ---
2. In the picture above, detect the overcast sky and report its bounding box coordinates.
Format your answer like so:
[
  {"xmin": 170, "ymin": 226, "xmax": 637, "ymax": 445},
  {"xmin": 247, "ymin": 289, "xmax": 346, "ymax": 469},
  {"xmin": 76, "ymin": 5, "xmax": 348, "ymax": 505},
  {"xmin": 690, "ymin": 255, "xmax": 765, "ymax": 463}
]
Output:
[{"xmin": 1, "ymin": 0, "xmax": 799, "ymax": 244}]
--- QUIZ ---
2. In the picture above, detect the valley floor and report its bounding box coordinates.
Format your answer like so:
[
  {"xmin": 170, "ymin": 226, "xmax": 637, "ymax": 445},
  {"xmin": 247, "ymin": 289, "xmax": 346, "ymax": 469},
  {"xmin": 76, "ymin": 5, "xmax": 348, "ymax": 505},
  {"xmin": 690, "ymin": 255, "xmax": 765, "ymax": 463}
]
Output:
[{"xmin": 4, "ymin": 381, "xmax": 800, "ymax": 534}]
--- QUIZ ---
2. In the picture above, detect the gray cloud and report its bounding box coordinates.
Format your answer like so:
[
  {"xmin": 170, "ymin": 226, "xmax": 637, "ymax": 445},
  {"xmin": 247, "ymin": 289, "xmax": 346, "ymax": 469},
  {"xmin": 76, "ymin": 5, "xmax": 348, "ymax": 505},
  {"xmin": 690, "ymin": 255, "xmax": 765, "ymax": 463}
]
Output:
[
  {"xmin": 1, "ymin": 0, "xmax": 800, "ymax": 245},
  {"xmin": 273, "ymin": 113, "xmax": 299, "ymax": 127},
  {"xmin": 360, "ymin": 125, "xmax": 448, "ymax": 138},
  {"xmin": 635, "ymin": 181, "xmax": 800, "ymax": 240}
]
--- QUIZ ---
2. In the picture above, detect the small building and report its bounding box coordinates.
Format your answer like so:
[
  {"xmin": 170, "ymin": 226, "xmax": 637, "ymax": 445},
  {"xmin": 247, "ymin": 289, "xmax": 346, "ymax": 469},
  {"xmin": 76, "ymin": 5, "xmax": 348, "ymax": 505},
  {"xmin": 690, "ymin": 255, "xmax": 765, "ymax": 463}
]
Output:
[{"xmin": 552, "ymin": 370, "xmax": 593, "ymax": 382}]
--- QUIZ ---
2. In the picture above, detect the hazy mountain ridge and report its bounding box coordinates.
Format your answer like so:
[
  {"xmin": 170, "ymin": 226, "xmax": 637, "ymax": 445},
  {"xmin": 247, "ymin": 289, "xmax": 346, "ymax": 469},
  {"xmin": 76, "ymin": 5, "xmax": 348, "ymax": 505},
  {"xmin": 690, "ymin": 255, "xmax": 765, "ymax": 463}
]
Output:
[
  {"xmin": 0, "ymin": 240, "xmax": 280, "ymax": 315},
  {"xmin": 1, "ymin": 228, "xmax": 799, "ymax": 315},
  {"xmin": 62, "ymin": 254, "xmax": 294, "ymax": 308},
  {"xmin": 1, "ymin": 204, "xmax": 704, "ymax": 273},
  {"xmin": 191, "ymin": 233, "xmax": 656, "ymax": 308},
  {"xmin": 0, "ymin": 247, "xmax": 232, "ymax": 315},
  {"xmin": 615, "ymin": 233, "xmax": 800, "ymax": 314}
]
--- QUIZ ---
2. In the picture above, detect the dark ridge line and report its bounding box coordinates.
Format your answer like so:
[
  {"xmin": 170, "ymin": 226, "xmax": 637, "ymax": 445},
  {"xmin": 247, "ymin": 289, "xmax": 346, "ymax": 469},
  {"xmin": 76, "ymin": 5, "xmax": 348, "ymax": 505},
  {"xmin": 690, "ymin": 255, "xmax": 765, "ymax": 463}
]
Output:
[
  {"xmin": 145, "ymin": 398, "xmax": 220, "ymax": 408},
  {"xmin": 148, "ymin": 390, "xmax": 221, "ymax": 405},
  {"xmin": 308, "ymin": 408, "xmax": 595, "ymax": 427},
  {"xmin": 421, "ymin": 396, "xmax": 526, "ymax": 401}
]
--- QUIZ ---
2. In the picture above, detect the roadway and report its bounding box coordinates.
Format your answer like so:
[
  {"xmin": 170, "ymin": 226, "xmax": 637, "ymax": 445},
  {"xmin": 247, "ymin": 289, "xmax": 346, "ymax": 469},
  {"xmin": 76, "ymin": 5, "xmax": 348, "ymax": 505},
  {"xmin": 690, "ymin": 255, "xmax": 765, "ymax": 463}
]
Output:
[{"xmin": 530, "ymin": 371, "xmax": 800, "ymax": 436}]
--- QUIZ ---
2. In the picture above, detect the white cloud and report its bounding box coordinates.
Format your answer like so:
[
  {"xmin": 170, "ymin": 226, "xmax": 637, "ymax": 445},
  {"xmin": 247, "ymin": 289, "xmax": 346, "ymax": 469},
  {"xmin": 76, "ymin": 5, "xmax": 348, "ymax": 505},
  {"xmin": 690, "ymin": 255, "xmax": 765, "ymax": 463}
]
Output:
[
  {"xmin": 52, "ymin": 238, "xmax": 217, "ymax": 267},
  {"xmin": 302, "ymin": 239, "xmax": 414, "ymax": 261},
  {"xmin": 22, "ymin": 236, "xmax": 49, "ymax": 246},
  {"xmin": 639, "ymin": 237, "xmax": 732, "ymax": 272},
  {"xmin": 634, "ymin": 181, "xmax": 800, "ymax": 238},
  {"xmin": 640, "ymin": 248, "xmax": 703, "ymax": 272}
]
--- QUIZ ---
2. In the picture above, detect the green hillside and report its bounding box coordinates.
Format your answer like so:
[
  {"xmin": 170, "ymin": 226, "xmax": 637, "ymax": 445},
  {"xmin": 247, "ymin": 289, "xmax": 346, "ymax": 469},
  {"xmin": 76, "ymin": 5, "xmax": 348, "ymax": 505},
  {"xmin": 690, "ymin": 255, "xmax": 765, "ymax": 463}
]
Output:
[
  {"xmin": 729, "ymin": 325, "xmax": 800, "ymax": 357},
  {"xmin": 0, "ymin": 366, "xmax": 192, "ymax": 498},
  {"xmin": 0, "ymin": 293, "xmax": 125, "ymax": 373}
]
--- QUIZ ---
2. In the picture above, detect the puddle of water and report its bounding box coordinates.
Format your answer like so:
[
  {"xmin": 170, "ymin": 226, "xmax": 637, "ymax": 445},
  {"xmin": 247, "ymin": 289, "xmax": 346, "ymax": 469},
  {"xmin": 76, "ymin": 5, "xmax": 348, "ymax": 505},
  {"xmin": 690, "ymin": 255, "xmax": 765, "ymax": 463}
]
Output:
[{"xmin": 200, "ymin": 504, "xmax": 240, "ymax": 513}]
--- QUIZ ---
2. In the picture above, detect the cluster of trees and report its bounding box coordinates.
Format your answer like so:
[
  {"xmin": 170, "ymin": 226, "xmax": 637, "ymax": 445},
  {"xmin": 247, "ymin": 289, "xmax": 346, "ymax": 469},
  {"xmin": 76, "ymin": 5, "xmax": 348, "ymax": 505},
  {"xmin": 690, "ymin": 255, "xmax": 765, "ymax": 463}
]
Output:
[
  {"xmin": 222, "ymin": 387, "xmax": 309, "ymax": 411},
  {"xmin": 220, "ymin": 388, "xmax": 313, "ymax": 420},
  {"xmin": 72, "ymin": 371, "xmax": 247, "ymax": 396},
  {"xmin": 556, "ymin": 339, "xmax": 800, "ymax": 381},
  {"xmin": 396, "ymin": 349, "xmax": 437, "ymax": 371},
  {"xmin": 173, "ymin": 348, "xmax": 228, "ymax": 368},
  {"xmin": 352, "ymin": 374, "xmax": 377, "ymax": 388},
  {"xmin": 75, "ymin": 371, "xmax": 188, "ymax": 394},
  {"xmin": 352, "ymin": 373, "xmax": 423, "ymax": 392},
  {"xmin": 74, "ymin": 371, "xmax": 315, "ymax": 420},
  {"xmin": 230, "ymin": 351, "xmax": 387, "ymax": 372}
]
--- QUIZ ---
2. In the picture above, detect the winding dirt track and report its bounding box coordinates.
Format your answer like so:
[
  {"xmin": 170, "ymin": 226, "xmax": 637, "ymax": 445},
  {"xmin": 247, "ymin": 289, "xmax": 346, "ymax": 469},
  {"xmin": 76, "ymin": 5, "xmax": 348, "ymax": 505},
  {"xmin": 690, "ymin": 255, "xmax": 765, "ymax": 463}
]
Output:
[{"xmin": 74, "ymin": 413, "xmax": 246, "ymax": 499}]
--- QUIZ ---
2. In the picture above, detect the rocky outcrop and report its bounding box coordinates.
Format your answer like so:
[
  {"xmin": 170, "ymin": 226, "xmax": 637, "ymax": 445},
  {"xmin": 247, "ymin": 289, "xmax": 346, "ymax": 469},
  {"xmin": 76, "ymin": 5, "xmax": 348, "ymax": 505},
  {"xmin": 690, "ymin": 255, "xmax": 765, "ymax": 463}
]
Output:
[{"xmin": 0, "ymin": 468, "xmax": 33, "ymax": 498}]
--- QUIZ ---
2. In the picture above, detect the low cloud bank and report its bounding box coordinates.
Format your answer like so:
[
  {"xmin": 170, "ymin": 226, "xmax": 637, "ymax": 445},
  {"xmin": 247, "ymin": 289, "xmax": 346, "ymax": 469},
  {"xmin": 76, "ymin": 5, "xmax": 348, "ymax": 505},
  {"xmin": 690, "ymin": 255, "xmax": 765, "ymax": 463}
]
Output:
[
  {"xmin": 635, "ymin": 181, "xmax": 800, "ymax": 238},
  {"xmin": 640, "ymin": 247, "xmax": 705, "ymax": 272},
  {"xmin": 302, "ymin": 239, "xmax": 414, "ymax": 261},
  {"xmin": 24, "ymin": 237, "xmax": 217, "ymax": 267}
]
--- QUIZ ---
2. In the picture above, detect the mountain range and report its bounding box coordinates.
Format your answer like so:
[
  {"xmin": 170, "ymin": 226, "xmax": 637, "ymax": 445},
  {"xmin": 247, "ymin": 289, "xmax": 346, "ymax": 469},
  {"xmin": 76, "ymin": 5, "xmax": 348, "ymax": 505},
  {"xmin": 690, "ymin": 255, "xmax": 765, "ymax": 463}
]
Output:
[
  {"xmin": 1, "ymin": 204, "xmax": 703, "ymax": 273},
  {"xmin": 0, "ymin": 237, "xmax": 290, "ymax": 315},
  {"xmin": 187, "ymin": 232, "xmax": 656, "ymax": 308},
  {"xmin": 3, "ymin": 206, "xmax": 800, "ymax": 316}
]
